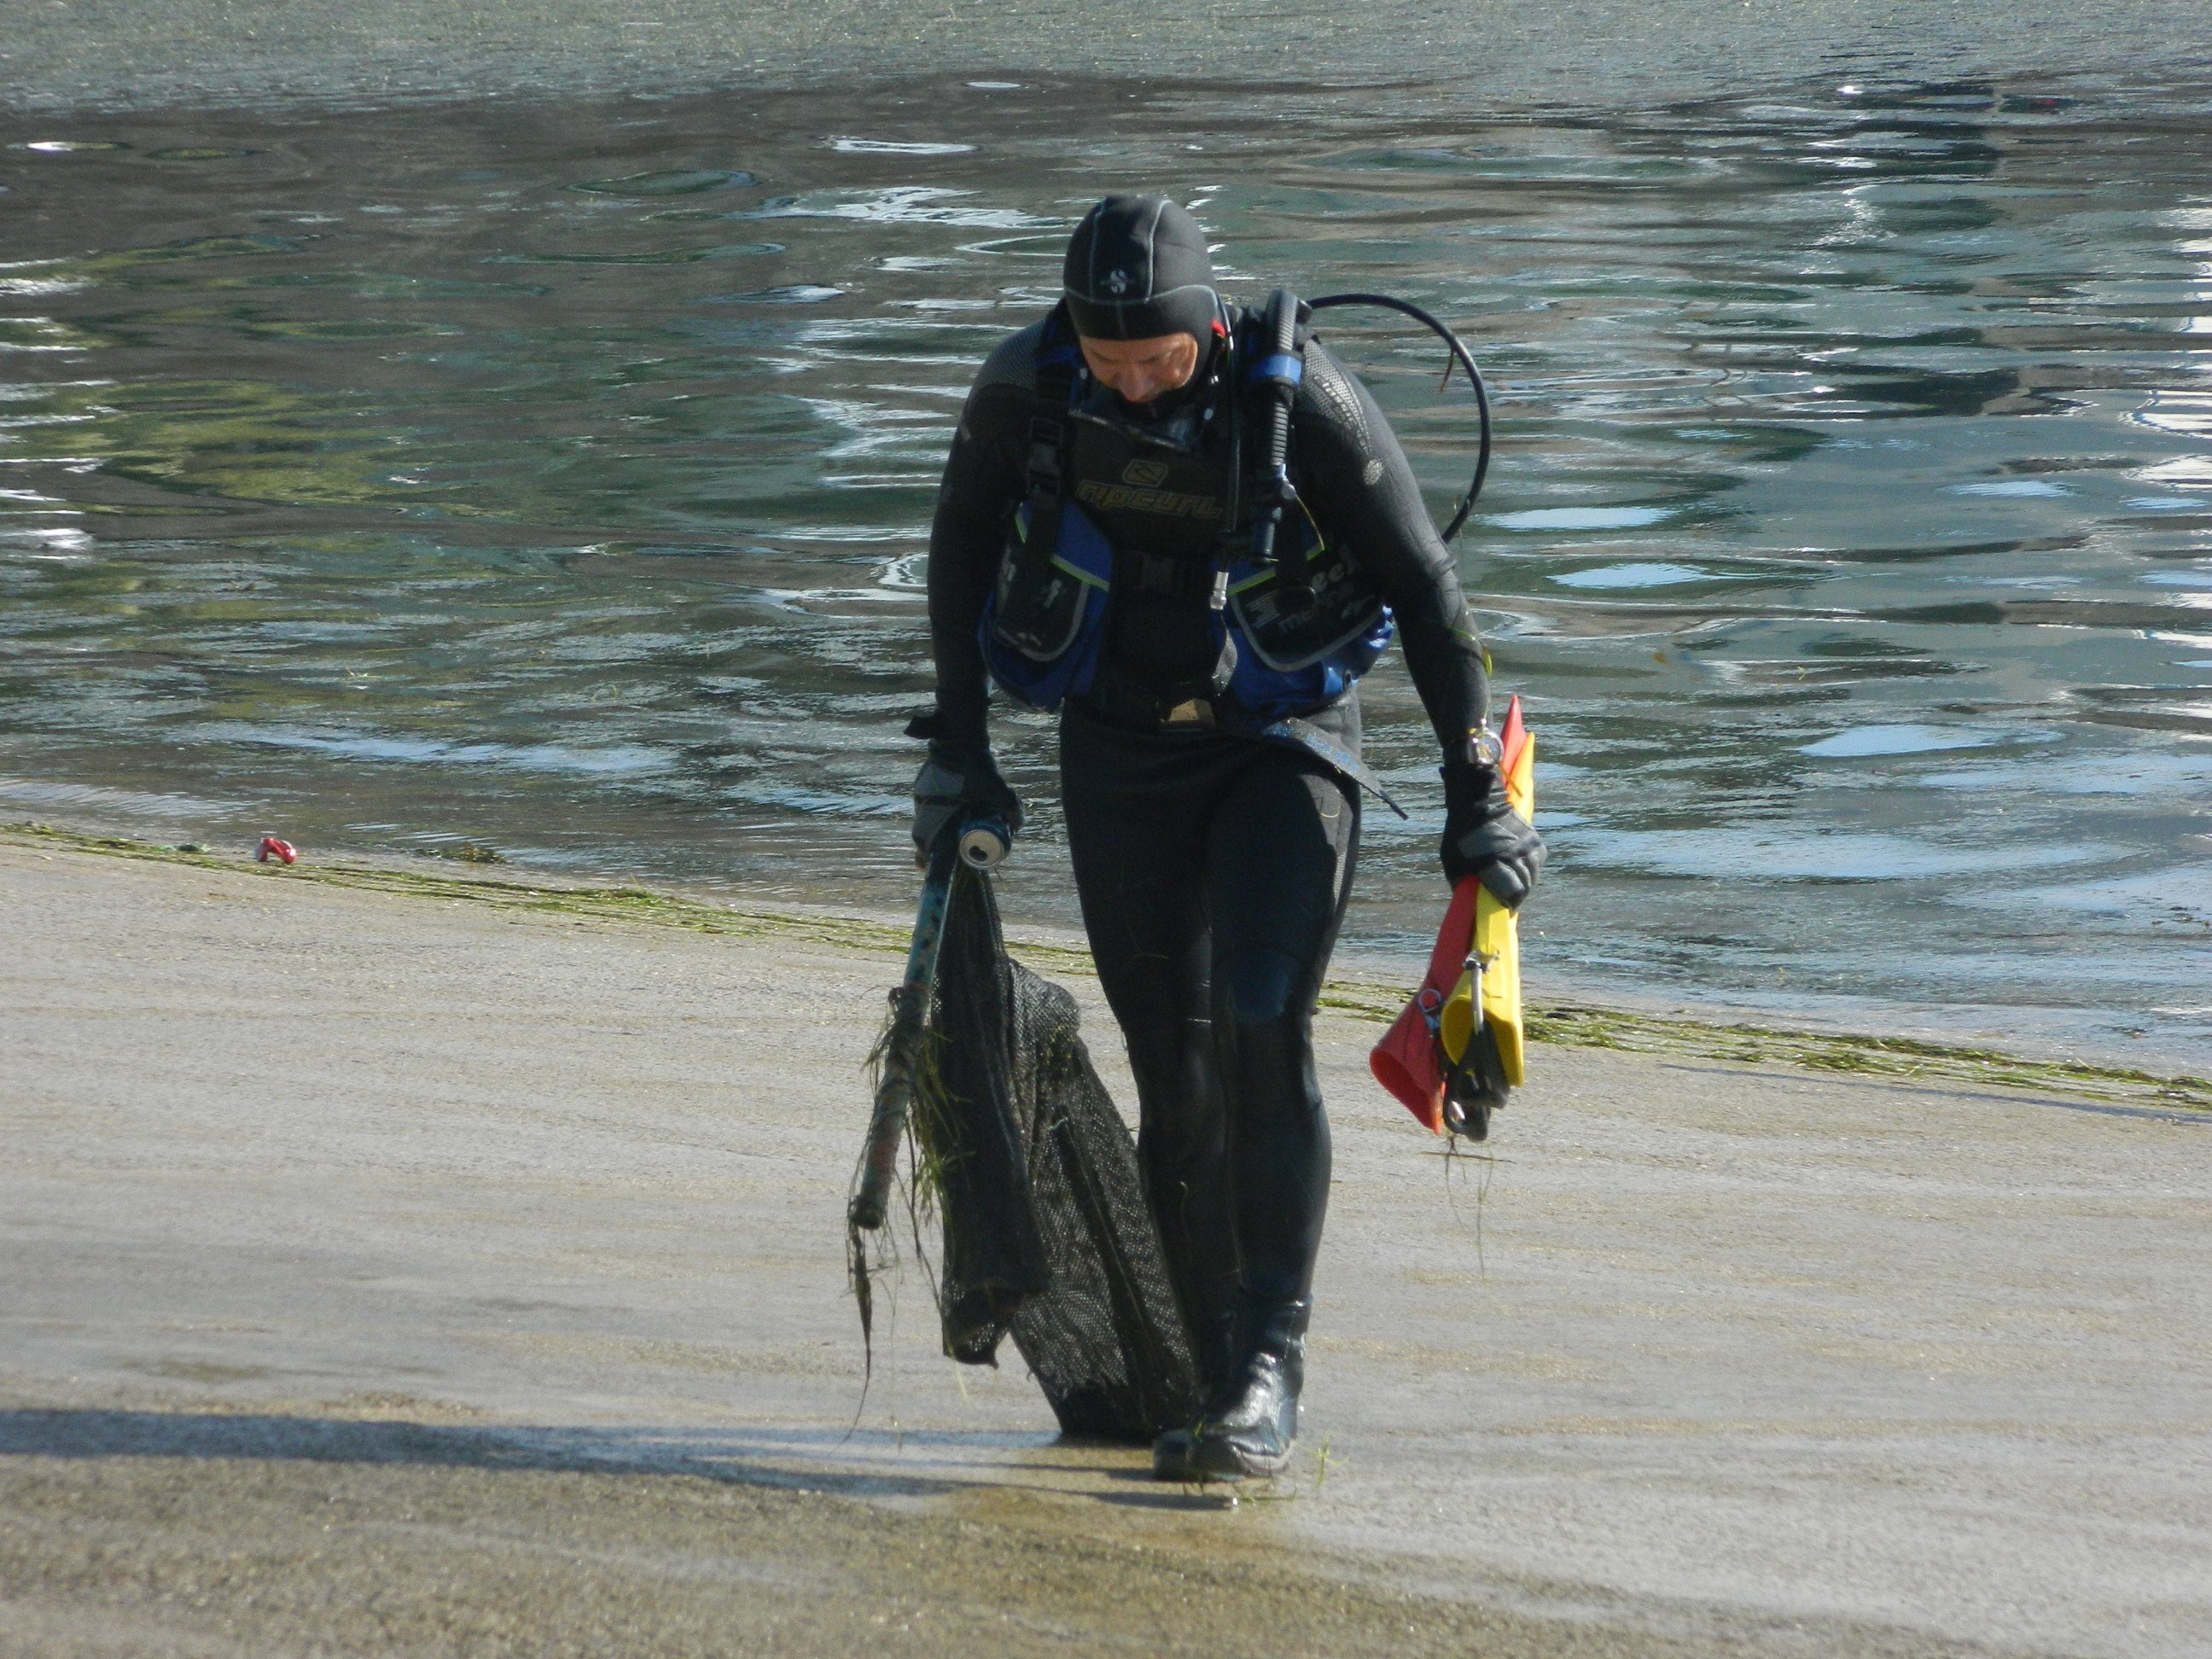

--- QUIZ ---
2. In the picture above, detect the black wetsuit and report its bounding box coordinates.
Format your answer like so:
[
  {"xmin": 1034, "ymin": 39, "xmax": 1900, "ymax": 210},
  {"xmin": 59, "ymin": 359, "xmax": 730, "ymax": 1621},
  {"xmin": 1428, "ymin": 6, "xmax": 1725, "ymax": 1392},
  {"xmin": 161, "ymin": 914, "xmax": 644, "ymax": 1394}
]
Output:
[{"xmin": 926, "ymin": 315, "xmax": 1490, "ymax": 1379}]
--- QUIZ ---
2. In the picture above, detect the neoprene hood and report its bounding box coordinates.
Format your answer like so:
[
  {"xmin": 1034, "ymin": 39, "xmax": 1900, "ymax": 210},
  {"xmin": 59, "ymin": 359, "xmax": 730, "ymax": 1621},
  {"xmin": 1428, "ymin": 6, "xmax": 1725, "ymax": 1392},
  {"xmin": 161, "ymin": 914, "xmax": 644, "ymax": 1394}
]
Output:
[{"xmin": 1062, "ymin": 195, "xmax": 1219, "ymax": 343}]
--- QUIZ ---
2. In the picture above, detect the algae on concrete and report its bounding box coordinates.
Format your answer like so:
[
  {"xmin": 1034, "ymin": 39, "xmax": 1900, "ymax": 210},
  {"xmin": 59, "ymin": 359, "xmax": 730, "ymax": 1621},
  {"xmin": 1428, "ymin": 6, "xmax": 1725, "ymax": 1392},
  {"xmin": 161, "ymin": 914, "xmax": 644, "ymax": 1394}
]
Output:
[{"xmin": 12, "ymin": 819, "xmax": 2206, "ymax": 1117}]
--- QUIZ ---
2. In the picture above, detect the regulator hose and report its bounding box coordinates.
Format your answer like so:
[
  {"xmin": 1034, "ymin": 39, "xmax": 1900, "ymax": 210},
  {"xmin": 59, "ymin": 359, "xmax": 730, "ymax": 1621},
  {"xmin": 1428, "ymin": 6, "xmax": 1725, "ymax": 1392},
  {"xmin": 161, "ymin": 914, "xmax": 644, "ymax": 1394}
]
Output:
[
  {"xmin": 1249, "ymin": 287, "xmax": 1303, "ymax": 568},
  {"xmin": 1307, "ymin": 293, "xmax": 1491, "ymax": 543}
]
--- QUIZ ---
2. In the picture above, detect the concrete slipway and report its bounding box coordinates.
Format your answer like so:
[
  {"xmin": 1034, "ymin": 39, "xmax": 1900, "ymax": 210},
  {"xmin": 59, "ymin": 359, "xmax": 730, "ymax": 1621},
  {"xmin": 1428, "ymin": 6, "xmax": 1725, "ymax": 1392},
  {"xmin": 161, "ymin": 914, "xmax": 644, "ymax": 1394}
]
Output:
[{"xmin": 2, "ymin": 835, "xmax": 2206, "ymax": 1657}]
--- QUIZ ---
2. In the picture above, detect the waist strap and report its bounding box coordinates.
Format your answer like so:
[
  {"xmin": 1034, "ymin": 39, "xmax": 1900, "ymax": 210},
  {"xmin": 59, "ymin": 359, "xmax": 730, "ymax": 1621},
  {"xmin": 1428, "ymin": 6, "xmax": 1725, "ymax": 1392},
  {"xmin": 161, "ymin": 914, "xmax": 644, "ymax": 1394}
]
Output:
[
  {"xmin": 1074, "ymin": 678, "xmax": 1408, "ymax": 819},
  {"xmin": 1081, "ymin": 663, "xmax": 1220, "ymax": 731},
  {"xmin": 1254, "ymin": 716, "xmax": 1407, "ymax": 818}
]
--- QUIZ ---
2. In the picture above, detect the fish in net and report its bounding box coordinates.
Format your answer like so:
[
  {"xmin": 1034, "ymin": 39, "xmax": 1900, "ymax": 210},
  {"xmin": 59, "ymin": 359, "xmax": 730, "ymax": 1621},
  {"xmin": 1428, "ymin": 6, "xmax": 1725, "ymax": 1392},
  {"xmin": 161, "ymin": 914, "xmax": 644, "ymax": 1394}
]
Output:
[{"xmin": 852, "ymin": 861, "xmax": 1201, "ymax": 1444}]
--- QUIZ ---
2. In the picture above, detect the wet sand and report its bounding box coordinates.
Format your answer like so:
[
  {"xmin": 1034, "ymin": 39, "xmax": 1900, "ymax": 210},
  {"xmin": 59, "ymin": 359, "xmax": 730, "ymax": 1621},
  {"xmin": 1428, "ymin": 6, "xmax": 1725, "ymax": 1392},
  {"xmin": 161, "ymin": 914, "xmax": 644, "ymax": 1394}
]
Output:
[{"xmin": 3, "ymin": 831, "xmax": 2208, "ymax": 1657}]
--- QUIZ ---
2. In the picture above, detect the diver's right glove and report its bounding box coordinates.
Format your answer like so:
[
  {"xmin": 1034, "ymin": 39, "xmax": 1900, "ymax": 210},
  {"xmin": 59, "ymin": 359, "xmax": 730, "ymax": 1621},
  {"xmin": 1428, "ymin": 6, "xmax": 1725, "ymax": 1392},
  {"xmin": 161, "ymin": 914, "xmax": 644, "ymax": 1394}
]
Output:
[
  {"xmin": 911, "ymin": 742, "xmax": 1022, "ymax": 868},
  {"xmin": 1440, "ymin": 759, "xmax": 1545, "ymax": 908}
]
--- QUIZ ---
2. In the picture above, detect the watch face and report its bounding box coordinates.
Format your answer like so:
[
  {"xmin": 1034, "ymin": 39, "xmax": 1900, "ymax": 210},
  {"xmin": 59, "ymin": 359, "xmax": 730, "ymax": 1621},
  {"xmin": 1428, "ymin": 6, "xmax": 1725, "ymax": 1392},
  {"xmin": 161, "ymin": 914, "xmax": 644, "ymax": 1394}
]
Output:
[{"xmin": 1470, "ymin": 727, "xmax": 1503, "ymax": 766}]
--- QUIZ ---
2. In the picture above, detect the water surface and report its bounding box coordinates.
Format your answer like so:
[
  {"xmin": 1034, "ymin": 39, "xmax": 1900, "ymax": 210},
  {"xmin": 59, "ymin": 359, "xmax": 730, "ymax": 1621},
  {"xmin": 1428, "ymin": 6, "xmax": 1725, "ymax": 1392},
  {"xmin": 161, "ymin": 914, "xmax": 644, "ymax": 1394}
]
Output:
[{"xmin": 4, "ymin": 73, "xmax": 2209, "ymax": 1062}]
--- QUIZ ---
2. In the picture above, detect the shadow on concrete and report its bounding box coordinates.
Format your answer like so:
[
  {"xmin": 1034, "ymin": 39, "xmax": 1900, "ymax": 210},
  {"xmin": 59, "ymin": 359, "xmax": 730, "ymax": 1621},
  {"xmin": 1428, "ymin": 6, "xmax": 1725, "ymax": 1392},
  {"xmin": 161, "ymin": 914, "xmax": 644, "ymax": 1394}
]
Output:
[{"xmin": 0, "ymin": 1407, "xmax": 1246, "ymax": 1507}]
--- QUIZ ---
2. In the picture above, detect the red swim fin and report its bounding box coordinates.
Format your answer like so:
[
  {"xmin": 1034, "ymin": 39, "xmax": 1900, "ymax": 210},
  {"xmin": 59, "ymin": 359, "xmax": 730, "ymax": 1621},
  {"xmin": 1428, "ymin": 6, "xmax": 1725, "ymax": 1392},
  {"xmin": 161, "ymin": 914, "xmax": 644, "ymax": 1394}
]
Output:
[
  {"xmin": 1497, "ymin": 694, "xmax": 1528, "ymax": 784},
  {"xmin": 1370, "ymin": 875, "xmax": 1482, "ymax": 1134}
]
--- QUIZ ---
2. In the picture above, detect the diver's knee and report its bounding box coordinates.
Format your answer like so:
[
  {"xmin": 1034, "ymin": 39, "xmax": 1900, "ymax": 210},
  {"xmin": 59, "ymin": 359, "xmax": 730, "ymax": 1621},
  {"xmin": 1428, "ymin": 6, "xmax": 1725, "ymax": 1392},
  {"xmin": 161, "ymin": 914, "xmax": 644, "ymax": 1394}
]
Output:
[
  {"xmin": 1221, "ymin": 1010, "xmax": 1321, "ymax": 1107},
  {"xmin": 1214, "ymin": 947, "xmax": 1313, "ymax": 1027}
]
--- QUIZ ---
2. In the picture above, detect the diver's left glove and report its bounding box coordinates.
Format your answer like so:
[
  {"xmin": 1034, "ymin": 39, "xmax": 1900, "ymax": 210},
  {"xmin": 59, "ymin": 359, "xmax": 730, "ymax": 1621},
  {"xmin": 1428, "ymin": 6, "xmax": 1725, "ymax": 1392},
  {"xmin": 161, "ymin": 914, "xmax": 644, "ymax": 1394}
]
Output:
[
  {"xmin": 1440, "ymin": 760, "xmax": 1545, "ymax": 908},
  {"xmin": 910, "ymin": 735, "xmax": 1022, "ymax": 868}
]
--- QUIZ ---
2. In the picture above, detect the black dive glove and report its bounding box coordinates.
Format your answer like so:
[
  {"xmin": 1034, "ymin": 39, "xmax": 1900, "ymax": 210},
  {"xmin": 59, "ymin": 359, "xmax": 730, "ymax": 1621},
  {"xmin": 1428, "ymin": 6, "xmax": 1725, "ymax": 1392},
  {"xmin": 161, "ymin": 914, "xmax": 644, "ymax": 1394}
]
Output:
[
  {"xmin": 911, "ymin": 741, "xmax": 1022, "ymax": 867},
  {"xmin": 1441, "ymin": 760, "xmax": 1545, "ymax": 908}
]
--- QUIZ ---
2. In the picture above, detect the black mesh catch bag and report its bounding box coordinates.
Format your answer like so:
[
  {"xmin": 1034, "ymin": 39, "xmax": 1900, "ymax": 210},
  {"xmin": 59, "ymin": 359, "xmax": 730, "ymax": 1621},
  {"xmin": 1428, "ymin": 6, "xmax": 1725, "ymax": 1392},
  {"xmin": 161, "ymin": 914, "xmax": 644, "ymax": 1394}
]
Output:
[{"xmin": 921, "ymin": 862, "xmax": 1202, "ymax": 1443}]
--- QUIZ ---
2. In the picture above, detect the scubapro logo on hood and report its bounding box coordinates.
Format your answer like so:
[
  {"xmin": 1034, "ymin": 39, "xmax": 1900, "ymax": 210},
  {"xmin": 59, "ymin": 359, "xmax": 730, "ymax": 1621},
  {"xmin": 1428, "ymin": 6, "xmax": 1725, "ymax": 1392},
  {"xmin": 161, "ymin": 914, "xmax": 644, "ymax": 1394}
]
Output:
[{"xmin": 1104, "ymin": 269, "xmax": 1131, "ymax": 295}]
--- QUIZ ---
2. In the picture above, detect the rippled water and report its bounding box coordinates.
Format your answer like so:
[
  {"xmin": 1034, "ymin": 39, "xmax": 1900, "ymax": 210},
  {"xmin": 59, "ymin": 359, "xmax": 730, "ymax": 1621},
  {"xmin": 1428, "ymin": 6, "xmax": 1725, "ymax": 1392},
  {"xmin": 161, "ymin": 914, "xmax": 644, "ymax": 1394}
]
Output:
[{"xmin": 4, "ymin": 75, "xmax": 2209, "ymax": 1062}]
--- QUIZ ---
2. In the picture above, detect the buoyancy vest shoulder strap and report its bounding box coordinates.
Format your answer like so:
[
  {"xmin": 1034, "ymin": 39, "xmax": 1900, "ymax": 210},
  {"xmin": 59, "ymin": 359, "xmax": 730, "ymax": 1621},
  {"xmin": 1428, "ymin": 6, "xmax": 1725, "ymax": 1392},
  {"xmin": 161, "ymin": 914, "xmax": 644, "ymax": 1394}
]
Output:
[{"xmin": 1021, "ymin": 303, "xmax": 1084, "ymax": 556}]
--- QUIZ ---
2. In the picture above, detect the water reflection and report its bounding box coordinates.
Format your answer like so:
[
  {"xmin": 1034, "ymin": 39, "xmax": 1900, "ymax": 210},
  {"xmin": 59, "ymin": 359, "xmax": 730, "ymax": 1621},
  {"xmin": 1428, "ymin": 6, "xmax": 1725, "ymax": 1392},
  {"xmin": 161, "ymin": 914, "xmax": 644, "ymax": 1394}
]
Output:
[{"xmin": 2, "ymin": 74, "xmax": 2209, "ymax": 1062}]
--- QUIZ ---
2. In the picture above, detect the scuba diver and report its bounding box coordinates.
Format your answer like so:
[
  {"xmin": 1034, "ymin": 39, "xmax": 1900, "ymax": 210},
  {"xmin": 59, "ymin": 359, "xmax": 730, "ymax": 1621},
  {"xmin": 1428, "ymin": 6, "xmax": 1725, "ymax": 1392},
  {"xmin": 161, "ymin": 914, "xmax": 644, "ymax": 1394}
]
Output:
[{"xmin": 909, "ymin": 195, "xmax": 1543, "ymax": 1481}]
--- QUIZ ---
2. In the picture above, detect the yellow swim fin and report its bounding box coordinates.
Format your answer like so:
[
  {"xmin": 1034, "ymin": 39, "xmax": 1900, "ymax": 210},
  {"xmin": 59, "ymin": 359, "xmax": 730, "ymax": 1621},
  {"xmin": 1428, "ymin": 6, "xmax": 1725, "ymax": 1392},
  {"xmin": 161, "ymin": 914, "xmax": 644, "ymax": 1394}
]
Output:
[{"xmin": 1459, "ymin": 712, "xmax": 1530, "ymax": 1092}]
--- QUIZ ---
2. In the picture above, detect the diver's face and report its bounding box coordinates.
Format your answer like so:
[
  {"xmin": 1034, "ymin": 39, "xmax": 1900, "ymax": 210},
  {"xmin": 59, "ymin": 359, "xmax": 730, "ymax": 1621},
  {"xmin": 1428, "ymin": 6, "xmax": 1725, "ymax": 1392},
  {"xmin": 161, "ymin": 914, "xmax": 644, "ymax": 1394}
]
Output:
[{"xmin": 1078, "ymin": 332, "xmax": 1200, "ymax": 406}]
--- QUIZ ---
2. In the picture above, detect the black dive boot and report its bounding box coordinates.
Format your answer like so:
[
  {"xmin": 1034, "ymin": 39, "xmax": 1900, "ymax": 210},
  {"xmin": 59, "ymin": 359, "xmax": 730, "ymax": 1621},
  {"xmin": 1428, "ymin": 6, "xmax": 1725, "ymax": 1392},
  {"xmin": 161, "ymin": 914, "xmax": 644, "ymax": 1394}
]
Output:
[
  {"xmin": 1161, "ymin": 1295, "xmax": 1311, "ymax": 1481},
  {"xmin": 1150, "ymin": 1411, "xmax": 1201, "ymax": 1480},
  {"xmin": 1145, "ymin": 1171, "xmax": 1239, "ymax": 1481},
  {"xmin": 1149, "ymin": 1289, "xmax": 1234, "ymax": 1480}
]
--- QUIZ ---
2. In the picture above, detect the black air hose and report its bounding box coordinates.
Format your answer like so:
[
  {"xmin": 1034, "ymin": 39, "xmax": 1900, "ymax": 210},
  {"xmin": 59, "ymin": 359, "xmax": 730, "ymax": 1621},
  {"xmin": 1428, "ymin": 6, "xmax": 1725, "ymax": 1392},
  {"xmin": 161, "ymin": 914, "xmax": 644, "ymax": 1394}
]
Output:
[{"xmin": 1307, "ymin": 293, "xmax": 1491, "ymax": 542}]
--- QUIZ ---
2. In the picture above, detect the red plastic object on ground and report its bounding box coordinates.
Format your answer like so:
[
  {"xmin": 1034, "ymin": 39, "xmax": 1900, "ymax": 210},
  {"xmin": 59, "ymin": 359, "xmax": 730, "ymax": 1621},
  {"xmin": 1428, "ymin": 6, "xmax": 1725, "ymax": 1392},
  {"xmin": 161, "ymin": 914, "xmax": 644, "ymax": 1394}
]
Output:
[{"xmin": 256, "ymin": 835, "xmax": 298, "ymax": 865}]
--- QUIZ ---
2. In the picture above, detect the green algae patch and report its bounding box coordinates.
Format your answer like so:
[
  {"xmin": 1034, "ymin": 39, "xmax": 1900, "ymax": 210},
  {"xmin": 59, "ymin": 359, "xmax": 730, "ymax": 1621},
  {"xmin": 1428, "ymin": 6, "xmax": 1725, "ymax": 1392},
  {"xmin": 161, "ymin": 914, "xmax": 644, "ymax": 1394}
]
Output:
[
  {"xmin": 1513, "ymin": 1003, "xmax": 2211, "ymax": 1113},
  {"xmin": 4, "ymin": 818, "xmax": 918, "ymax": 959},
  {"xmin": 12, "ymin": 818, "xmax": 2204, "ymax": 1115},
  {"xmin": 1315, "ymin": 978, "xmax": 2209, "ymax": 1114}
]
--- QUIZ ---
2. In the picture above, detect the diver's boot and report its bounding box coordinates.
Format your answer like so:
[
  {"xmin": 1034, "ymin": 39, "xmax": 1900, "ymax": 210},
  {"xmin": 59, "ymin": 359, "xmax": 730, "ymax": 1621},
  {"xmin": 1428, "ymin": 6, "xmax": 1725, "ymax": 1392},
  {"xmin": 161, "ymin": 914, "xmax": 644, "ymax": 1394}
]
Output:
[
  {"xmin": 1150, "ymin": 1294, "xmax": 1245, "ymax": 1481},
  {"xmin": 1150, "ymin": 1309, "xmax": 1238, "ymax": 1486},
  {"xmin": 1189, "ymin": 1295, "xmax": 1311, "ymax": 1481},
  {"xmin": 1150, "ymin": 1243, "xmax": 1237, "ymax": 1481},
  {"xmin": 1150, "ymin": 1420, "xmax": 1200, "ymax": 1480}
]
